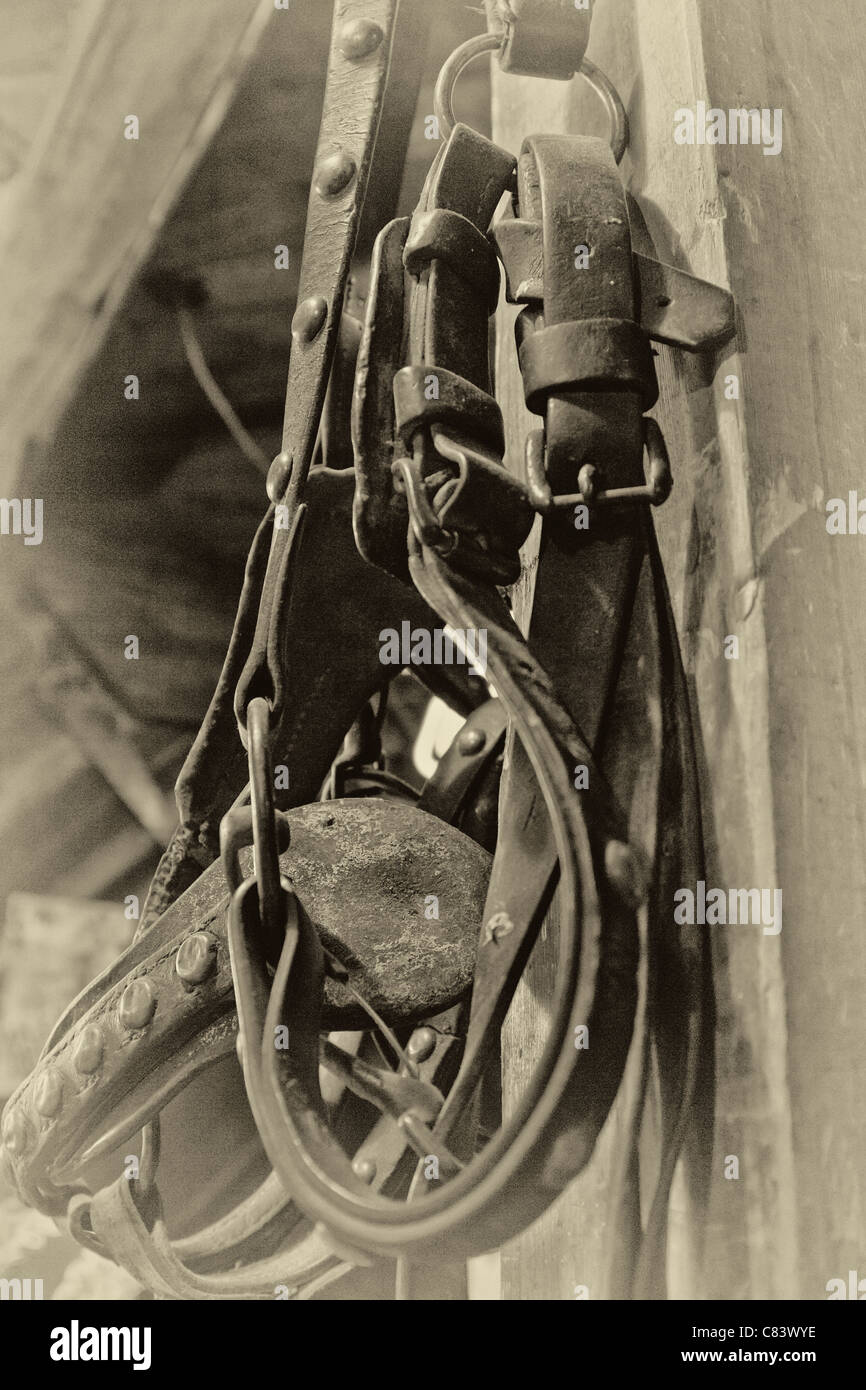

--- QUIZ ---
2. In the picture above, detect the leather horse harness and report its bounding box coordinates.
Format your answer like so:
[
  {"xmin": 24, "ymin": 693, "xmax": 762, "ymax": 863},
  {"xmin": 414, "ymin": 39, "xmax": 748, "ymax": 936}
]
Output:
[{"xmin": 1, "ymin": 1, "xmax": 734, "ymax": 1299}]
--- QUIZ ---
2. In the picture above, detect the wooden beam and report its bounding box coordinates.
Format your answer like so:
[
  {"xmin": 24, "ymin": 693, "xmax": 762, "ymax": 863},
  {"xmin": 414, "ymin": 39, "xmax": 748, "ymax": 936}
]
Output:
[
  {"xmin": 495, "ymin": 0, "xmax": 865, "ymax": 1300},
  {"xmin": 8, "ymin": 583, "xmax": 178, "ymax": 843},
  {"xmin": 0, "ymin": 0, "xmax": 277, "ymax": 492}
]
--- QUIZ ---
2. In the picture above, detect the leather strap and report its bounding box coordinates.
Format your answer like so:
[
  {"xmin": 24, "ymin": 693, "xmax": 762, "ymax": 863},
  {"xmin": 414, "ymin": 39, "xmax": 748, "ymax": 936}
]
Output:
[
  {"xmin": 225, "ymin": 549, "xmax": 638, "ymax": 1261},
  {"xmin": 226, "ymin": 123, "xmax": 644, "ymax": 1257},
  {"xmin": 353, "ymin": 124, "xmax": 534, "ymax": 587},
  {"xmin": 519, "ymin": 317, "xmax": 658, "ymax": 412},
  {"xmin": 139, "ymin": 0, "xmax": 416, "ymax": 933},
  {"xmin": 139, "ymin": 472, "xmax": 477, "ymax": 936},
  {"xmin": 404, "ymin": 208, "xmax": 502, "ymax": 313},
  {"xmin": 0, "ymin": 13, "xmax": 720, "ymax": 1298},
  {"xmin": 496, "ymin": 133, "xmax": 711, "ymax": 1298},
  {"xmin": 2, "ymin": 796, "xmax": 490, "ymax": 1216},
  {"xmin": 88, "ymin": 1176, "xmax": 340, "ymax": 1301},
  {"xmin": 509, "ymin": 134, "xmax": 653, "ymax": 488},
  {"xmin": 234, "ymin": 0, "xmax": 415, "ymax": 734}
]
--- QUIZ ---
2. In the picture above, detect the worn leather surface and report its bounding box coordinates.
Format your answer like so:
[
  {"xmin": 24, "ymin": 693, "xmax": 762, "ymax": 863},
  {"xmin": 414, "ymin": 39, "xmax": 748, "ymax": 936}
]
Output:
[
  {"xmin": 2, "ymin": 3, "xmax": 714, "ymax": 1294},
  {"xmin": 139, "ymin": 470, "xmax": 476, "ymax": 934},
  {"xmin": 353, "ymin": 124, "xmax": 532, "ymax": 584},
  {"xmin": 140, "ymin": 0, "xmax": 412, "ymax": 932},
  {"xmin": 236, "ymin": 126, "xmax": 649, "ymax": 1264},
  {"xmin": 230, "ymin": 0, "xmax": 417, "ymax": 754},
  {"xmin": 511, "ymin": 134, "xmax": 652, "ymax": 486},
  {"xmin": 277, "ymin": 0, "xmax": 404, "ymax": 489},
  {"xmin": 484, "ymin": 0, "xmax": 592, "ymax": 80},
  {"xmin": 497, "ymin": 133, "xmax": 711, "ymax": 1297},
  {"xmin": 2, "ymin": 797, "xmax": 490, "ymax": 1212}
]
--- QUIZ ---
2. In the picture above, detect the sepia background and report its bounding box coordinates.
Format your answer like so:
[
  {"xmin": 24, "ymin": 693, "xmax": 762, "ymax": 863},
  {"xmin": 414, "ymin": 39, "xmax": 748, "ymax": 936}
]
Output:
[
  {"xmin": 1, "ymin": 0, "xmax": 864, "ymax": 1300},
  {"xmin": 0, "ymin": 0, "xmax": 488, "ymax": 1299}
]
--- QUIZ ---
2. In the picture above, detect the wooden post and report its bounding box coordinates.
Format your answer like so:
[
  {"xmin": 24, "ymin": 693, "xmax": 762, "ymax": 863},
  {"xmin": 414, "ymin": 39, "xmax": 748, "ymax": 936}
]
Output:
[
  {"xmin": 494, "ymin": 0, "xmax": 866, "ymax": 1300},
  {"xmin": 0, "ymin": 0, "xmax": 277, "ymax": 493}
]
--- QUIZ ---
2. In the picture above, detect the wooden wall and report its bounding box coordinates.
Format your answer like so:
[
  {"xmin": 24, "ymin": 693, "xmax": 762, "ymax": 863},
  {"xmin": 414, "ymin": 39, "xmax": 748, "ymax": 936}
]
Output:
[{"xmin": 494, "ymin": 0, "xmax": 866, "ymax": 1300}]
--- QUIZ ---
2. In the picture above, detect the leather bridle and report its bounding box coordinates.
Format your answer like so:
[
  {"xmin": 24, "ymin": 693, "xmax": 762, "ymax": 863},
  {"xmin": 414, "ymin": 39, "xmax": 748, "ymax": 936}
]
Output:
[{"xmin": 1, "ymin": 0, "xmax": 732, "ymax": 1299}]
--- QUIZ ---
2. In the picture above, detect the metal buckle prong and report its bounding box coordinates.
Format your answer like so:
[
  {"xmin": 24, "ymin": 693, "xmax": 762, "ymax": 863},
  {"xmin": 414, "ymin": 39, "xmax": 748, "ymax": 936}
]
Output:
[{"xmin": 525, "ymin": 416, "xmax": 673, "ymax": 515}]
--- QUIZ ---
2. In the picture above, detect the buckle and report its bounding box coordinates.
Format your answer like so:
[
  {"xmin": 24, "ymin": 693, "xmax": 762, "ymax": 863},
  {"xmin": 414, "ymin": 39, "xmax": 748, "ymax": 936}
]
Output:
[
  {"xmin": 394, "ymin": 428, "xmax": 535, "ymax": 584},
  {"xmin": 525, "ymin": 416, "xmax": 673, "ymax": 515}
]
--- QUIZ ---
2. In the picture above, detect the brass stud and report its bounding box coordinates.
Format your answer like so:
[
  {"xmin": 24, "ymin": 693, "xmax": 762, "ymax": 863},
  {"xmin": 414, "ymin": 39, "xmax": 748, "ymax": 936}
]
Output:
[
  {"xmin": 291, "ymin": 296, "xmax": 328, "ymax": 345},
  {"xmin": 483, "ymin": 911, "xmax": 514, "ymax": 944},
  {"xmin": 314, "ymin": 150, "xmax": 357, "ymax": 199},
  {"xmin": 407, "ymin": 1027, "xmax": 437, "ymax": 1064},
  {"xmin": 119, "ymin": 978, "xmax": 156, "ymax": 1030},
  {"xmin": 267, "ymin": 451, "xmax": 293, "ymax": 503},
  {"xmin": 34, "ymin": 1070, "xmax": 64, "ymax": 1118},
  {"xmin": 352, "ymin": 1156, "xmax": 377, "ymax": 1185},
  {"xmin": 1, "ymin": 1108, "xmax": 30, "ymax": 1156},
  {"xmin": 338, "ymin": 19, "xmax": 384, "ymax": 60},
  {"xmin": 577, "ymin": 463, "xmax": 600, "ymax": 501},
  {"xmin": 458, "ymin": 727, "xmax": 485, "ymax": 756},
  {"xmin": 74, "ymin": 1025, "xmax": 104, "ymax": 1074},
  {"xmin": 176, "ymin": 932, "xmax": 217, "ymax": 986}
]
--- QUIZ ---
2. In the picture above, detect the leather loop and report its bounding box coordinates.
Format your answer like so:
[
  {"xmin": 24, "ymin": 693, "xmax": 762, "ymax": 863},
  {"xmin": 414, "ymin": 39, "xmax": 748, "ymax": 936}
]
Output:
[
  {"xmin": 353, "ymin": 125, "xmax": 515, "ymax": 583},
  {"xmin": 88, "ymin": 1174, "xmax": 340, "ymax": 1300},
  {"xmin": 485, "ymin": 0, "xmax": 591, "ymax": 81},
  {"xmin": 404, "ymin": 208, "xmax": 501, "ymax": 313},
  {"xmin": 519, "ymin": 317, "xmax": 659, "ymax": 414},
  {"xmin": 393, "ymin": 365, "xmax": 505, "ymax": 454},
  {"xmin": 513, "ymin": 134, "xmax": 646, "ymax": 487}
]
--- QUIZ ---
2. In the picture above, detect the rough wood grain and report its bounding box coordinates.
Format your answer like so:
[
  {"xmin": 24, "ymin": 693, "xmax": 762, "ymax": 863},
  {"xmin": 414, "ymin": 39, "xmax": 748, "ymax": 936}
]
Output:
[
  {"xmin": 0, "ymin": 0, "xmax": 277, "ymax": 493},
  {"xmin": 495, "ymin": 0, "xmax": 865, "ymax": 1301}
]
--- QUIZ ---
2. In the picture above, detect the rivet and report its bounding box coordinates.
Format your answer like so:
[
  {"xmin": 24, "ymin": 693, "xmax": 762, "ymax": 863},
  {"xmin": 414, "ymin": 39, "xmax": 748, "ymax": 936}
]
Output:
[
  {"xmin": 457, "ymin": 727, "xmax": 486, "ymax": 756},
  {"xmin": 578, "ymin": 463, "xmax": 600, "ymax": 500},
  {"xmin": 176, "ymin": 932, "xmax": 217, "ymax": 985},
  {"xmin": 34, "ymin": 1070, "xmax": 64, "ymax": 1118},
  {"xmin": 604, "ymin": 840, "xmax": 645, "ymax": 908},
  {"xmin": 314, "ymin": 150, "xmax": 357, "ymax": 199},
  {"xmin": 352, "ymin": 1156, "xmax": 377, "ymax": 1184},
  {"xmin": 291, "ymin": 296, "xmax": 328, "ymax": 345},
  {"xmin": 483, "ymin": 911, "xmax": 514, "ymax": 945},
  {"xmin": 338, "ymin": 19, "xmax": 384, "ymax": 60},
  {"xmin": 407, "ymin": 1027, "xmax": 437, "ymax": 1064},
  {"xmin": 74, "ymin": 1025, "xmax": 104, "ymax": 1074},
  {"xmin": 267, "ymin": 451, "xmax": 293, "ymax": 503},
  {"xmin": 1, "ymin": 1108, "xmax": 30, "ymax": 1156},
  {"xmin": 119, "ymin": 978, "xmax": 156, "ymax": 1030}
]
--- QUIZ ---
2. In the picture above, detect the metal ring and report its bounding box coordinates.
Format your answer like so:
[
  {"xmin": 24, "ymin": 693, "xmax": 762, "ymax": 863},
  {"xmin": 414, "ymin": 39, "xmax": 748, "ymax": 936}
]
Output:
[
  {"xmin": 433, "ymin": 34, "xmax": 628, "ymax": 164},
  {"xmin": 579, "ymin": 59, "xmax": 629, "ymax": 166},
  {"xmin": 433, "ymin": 33, "xmax": 503, "ymax": 141},
  {"xmin": 246, "ymin": 697, "xmax": 284, "ymax": 941}
]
